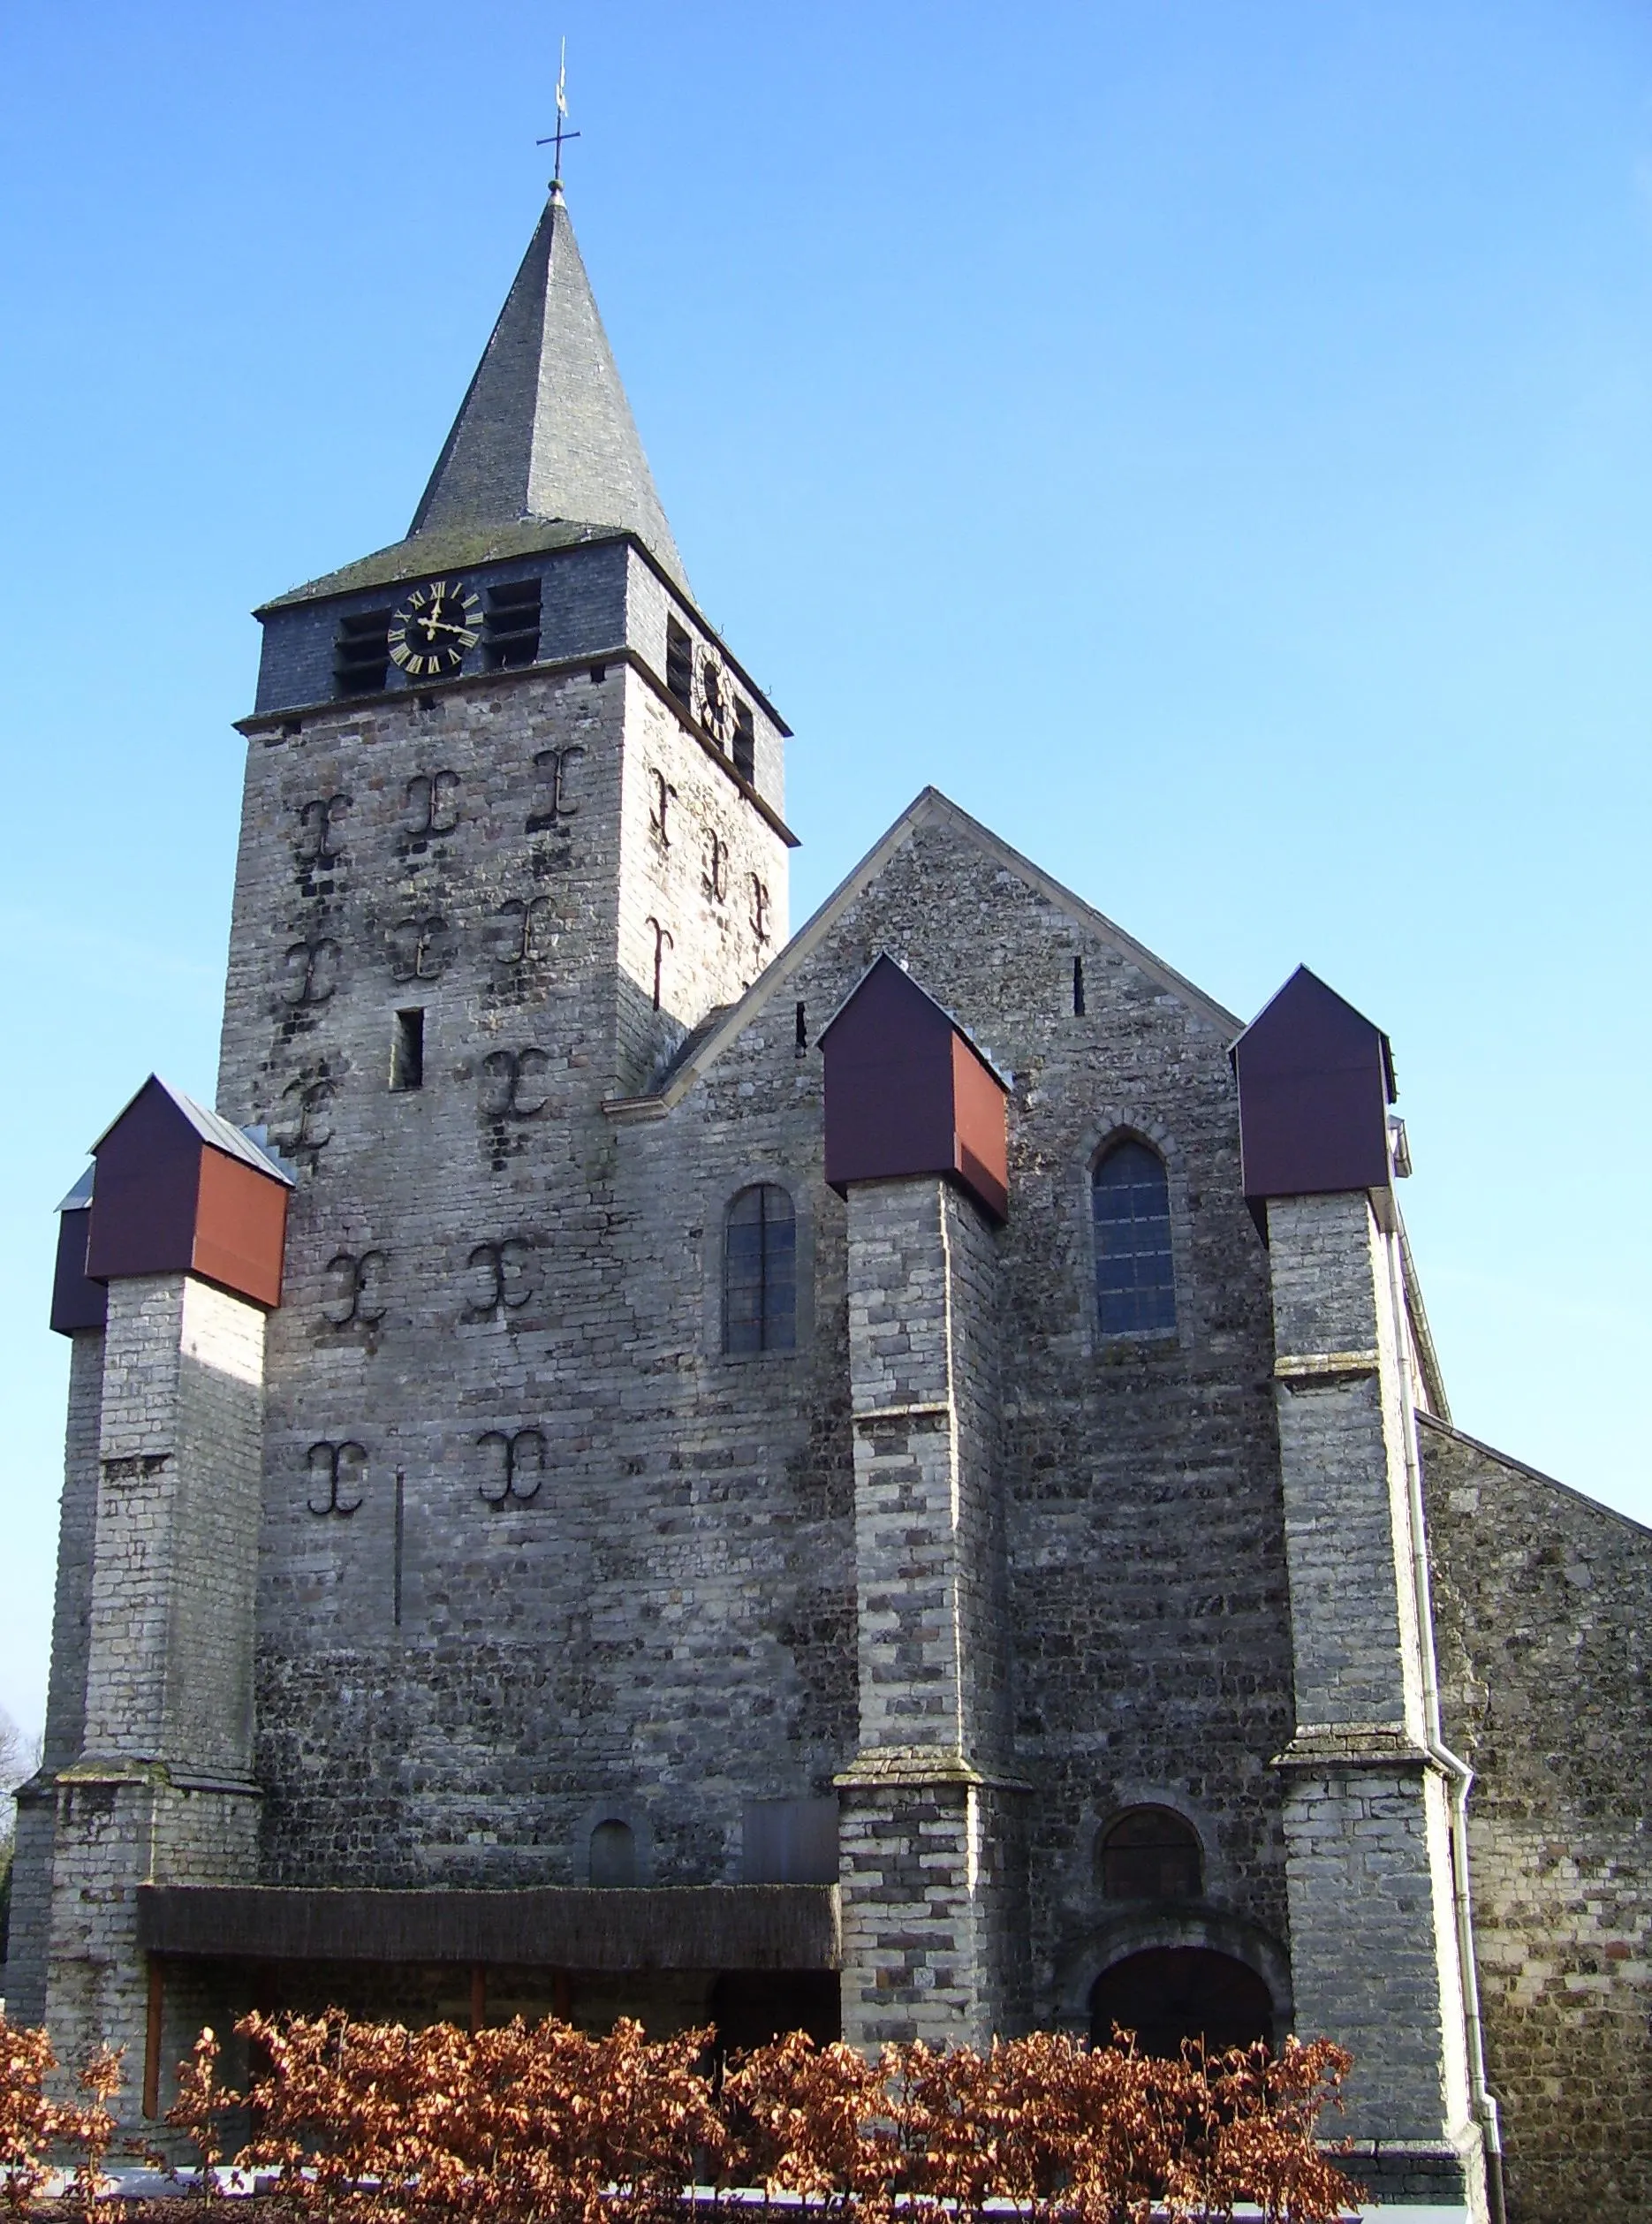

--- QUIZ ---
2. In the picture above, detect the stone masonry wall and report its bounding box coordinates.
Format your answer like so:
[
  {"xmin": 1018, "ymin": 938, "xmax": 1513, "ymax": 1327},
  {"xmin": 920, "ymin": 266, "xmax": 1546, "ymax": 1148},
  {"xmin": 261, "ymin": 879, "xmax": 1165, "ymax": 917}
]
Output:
[
  {"xmin": 1265, "ymin": 1193, "xmax": 1424, "ymax": 1742},
  {"xmin": 1263, "ymin": 1193, "xmax": 1475, "ymax": 2175},
  {"xmin": 836, "ymin": 1175, "xmax": 1016, "ymax": 2050},
  {"xmin": 220, "ymin": 784, "xmax": 1298, "ymax": 2046},
  {"xmin": 80, "ymin": 1277, "xmax": 264, "ymax": 1774},
  {"xmin": 5, "ymin": 1329, "xmax": 104, "ymax": 2023},
  {"xmin": 1425, "ymin": 1418, "xmax": 1652, "ymax": 2223},
  {"xmin": 663, "ymin": 806, "xmax": 1298, "ymax": 2032},
  {"xmin": 218, "ymin": 605, "xmax": 800, "ymax": 1896},
  {"xmin": 843, "ymin": 1177, "xmax": 1002, "ymax": 1763},
  {"xmin": 42, "ymin": 1272, "xmax": 264, "ymax": 2122}
]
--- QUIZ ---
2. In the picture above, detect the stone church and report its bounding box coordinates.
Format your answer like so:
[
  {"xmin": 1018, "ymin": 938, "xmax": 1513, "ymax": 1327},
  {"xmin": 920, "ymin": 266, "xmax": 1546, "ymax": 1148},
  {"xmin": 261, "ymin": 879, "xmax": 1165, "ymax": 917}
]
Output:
[{"xmin": 10, "ymin": 179, "xmax": 1649, "ymax": 2223}]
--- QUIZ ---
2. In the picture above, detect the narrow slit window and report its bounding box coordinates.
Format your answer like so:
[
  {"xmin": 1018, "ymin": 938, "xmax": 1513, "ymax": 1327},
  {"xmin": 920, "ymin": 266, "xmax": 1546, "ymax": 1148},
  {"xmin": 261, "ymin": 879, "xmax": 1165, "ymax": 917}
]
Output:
[
  {"xmin": 795, "ymin": 1001, "xmax": 807, "ymax": 1052},
  {"xmin": 1072, "ymin": 956, "xmax": 1086, "ymax": 1015},
  {"xmin": 724, "ymin": 1184, "xmax": 797, "ymax": 1355},
  {"xmin": 333, "ymin": 609, "xmax": 393, "ymax": 697},
  {"xmin": 733, "ymin": 700, "xmax": 756, "ymax": 784},
  {"xmin": 484, "ymin": 577, "xmax": 542, "ymax": 668},
  {"xmin": 390, "ymin": 1008, "xmax": 425, "ymax": 1092},
  {"xmin": 1092, "ymin": 1138, "xmax": 1175, "ymax": 1333},
  {"xmin": 665, "ymin": 618, "xmax": 693, "ymax": 709}
]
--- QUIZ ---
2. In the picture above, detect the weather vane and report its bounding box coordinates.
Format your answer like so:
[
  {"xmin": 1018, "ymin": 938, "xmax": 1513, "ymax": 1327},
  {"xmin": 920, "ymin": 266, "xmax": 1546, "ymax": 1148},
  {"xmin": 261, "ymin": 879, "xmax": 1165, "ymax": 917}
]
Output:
[{"xmin": 536, "ymin": 39, "xmax": 580, "ymax": 186}]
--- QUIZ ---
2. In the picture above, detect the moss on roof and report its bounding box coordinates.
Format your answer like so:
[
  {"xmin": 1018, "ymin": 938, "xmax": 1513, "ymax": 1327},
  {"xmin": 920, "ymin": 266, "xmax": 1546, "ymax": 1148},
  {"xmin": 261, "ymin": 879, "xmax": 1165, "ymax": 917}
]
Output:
[{"xmin": 256, "ymin": 517, "xmax": 626, "ymax": 614}]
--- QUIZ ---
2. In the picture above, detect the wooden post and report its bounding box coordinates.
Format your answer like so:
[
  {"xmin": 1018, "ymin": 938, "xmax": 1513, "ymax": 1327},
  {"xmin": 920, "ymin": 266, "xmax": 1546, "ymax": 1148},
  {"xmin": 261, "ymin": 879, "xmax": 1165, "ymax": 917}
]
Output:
[
  {"xmin": 142, "ymin": 1957, "xmax": 164, "ymax": 2119},
  {"xmin": 469, "ymin": 1964, "xmax": 487, "ymax": 2035},
  {"xmin": 553, "ymin": 1969, "xmax": 571, "ymax": 2023}
]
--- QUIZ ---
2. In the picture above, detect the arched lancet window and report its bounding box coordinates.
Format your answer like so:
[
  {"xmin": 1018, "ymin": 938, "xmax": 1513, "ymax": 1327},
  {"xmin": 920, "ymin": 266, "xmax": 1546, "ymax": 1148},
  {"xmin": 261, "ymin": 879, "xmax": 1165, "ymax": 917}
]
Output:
[
  {"xmin": 1092, "ymin": 1139, "xmax": 1175, "ymax": 1334},
  {"xmin": 724, "ymin": 1185, "xmax": 797, "ymax": 1355},
  {"xmin": 589, "ymin": 1818, "xmax": 636, "ymax": 1888},
  {"xmin": 1100, "ymin": 1807, "xmax": 1203, "ymax": 1901}
]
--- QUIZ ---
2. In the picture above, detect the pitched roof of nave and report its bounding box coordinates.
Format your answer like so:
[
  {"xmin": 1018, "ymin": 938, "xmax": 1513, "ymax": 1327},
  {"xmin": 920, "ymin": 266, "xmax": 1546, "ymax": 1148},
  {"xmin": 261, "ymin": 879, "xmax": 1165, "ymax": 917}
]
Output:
[{"xmin": 263, "ymin": 184, "xmax": 686, "ymax": 611}]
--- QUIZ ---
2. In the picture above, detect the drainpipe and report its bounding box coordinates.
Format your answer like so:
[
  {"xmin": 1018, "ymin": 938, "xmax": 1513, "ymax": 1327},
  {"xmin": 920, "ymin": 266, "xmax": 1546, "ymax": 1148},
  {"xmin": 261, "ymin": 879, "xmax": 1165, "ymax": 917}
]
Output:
[{"xmin": 1384, "ymin": 1225, "xmax": 1506, "ymax": 2224}]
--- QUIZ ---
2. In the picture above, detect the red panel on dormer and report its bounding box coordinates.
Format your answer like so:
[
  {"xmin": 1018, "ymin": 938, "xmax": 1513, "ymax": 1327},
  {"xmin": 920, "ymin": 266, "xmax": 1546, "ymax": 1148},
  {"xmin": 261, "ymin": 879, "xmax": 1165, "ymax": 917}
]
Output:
[
  {"xmin": 84, "ymin": 1076, "xmax": 291, "ymax": 1309},
  {"xmin": 821, "ymin": 957, "xmax": 1009, "ymax": 1223},
  {"xmin": 1232, "ymin": 966, "xmax": 1396, "ymax": 1203}
]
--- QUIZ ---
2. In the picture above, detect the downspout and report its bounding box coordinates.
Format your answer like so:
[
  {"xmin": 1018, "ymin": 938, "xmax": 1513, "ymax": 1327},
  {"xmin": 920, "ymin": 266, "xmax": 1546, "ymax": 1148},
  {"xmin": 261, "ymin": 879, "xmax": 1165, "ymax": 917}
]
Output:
[{"xmin": 1383, "ymin": 1223, "xmax": 1505, "ymax": 2224}]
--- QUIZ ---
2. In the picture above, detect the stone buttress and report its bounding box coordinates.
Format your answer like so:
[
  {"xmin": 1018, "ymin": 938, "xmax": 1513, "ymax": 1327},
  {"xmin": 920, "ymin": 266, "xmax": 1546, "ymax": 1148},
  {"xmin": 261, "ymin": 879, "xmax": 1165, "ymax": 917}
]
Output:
[
  {"xmin": 1235, "ymin": 968, "xmax": 1499, "ymax": 2218},
  {"xmin": 822, "ymin": 957, "xmax": 1027, "ymax": 2048},
  {"xmin": 27, "ymin": 1082, "xmax": 290, "ymax": 2114}
]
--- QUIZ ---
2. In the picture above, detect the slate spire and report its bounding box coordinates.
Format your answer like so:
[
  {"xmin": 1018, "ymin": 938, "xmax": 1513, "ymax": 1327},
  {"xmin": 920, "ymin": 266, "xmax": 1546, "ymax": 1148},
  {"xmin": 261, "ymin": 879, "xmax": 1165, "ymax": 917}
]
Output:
[{"xmin": 409, "ymin": 182, "xmax": 686, "ymax": 589}]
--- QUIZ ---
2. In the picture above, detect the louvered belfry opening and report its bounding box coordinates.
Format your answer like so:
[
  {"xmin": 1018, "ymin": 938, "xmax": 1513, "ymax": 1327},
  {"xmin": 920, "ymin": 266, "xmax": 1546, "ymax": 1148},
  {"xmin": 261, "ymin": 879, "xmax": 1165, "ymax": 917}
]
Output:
[
  {"xmin": 484, "ymin": 578, "xmax": 542, "ymax": 669},
  {"xmin": 332, "ymin": 609, "xmax": 392, "ymax": 697}
]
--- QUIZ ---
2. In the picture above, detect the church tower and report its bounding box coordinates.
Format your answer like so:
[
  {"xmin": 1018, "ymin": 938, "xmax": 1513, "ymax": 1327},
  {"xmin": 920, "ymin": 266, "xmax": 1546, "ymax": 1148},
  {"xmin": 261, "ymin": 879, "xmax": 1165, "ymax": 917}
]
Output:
[
  {"xmin": 16, "ymin": 179, "xmax": 798, "ymax": 2097},
  {"xmin": 221, "ymin": 176, "xmax": 793, "ymax": 1132}
]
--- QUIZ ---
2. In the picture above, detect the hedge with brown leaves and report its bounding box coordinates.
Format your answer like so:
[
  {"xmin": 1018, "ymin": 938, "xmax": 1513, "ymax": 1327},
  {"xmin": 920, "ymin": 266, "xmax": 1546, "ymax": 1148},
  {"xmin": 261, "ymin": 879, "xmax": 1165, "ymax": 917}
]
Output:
[{"xmin": 1, "ymin": 2009, "xmax": 1361, "ymax": 2223}]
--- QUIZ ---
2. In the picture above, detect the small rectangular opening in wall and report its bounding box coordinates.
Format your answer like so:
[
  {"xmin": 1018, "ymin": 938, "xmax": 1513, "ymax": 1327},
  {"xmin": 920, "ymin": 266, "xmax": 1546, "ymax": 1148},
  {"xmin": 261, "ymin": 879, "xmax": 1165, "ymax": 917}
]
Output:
[
  {"xmin": 795, "ymin": 1001, "xmax": 807, "ymax": 1053},
  {"xmin": 333, "ymin": 609, "xmax": 393, "ymax": 697},
  {"xmin": 484, "ymin": 577, "xmax": 542, "ymax": 669},
  {"xmin": 393, "ymin": 1469, "xmax": 405, "ymax": 1628},
  {"xmin": 733, "ymin": 700, "xmax": 756, "ymax": 783},
  {"xmin": 390, "ymin": 1008, "xmax": 425, "ymax": 1091},
  {"xmin": 665, "ymin": 617, "xmax": 693, "ymax": 709},
  {"xmin": 1072, "ymin": 956, "xmax": 1086, "ymax": 1016}
]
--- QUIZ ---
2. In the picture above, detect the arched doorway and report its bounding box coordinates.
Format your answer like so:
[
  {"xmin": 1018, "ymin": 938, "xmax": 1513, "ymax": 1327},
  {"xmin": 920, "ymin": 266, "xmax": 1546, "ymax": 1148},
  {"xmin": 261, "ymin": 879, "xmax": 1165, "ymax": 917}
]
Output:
[{"xmin": 1089, "ymin": 1947, "xmax": 1274, "ymax": 2058}]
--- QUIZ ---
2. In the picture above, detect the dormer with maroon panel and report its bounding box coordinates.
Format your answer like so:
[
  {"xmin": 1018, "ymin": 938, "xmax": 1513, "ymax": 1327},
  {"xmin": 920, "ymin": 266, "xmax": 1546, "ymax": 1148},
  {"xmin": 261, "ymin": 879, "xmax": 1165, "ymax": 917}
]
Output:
[
  {"xmin": 49, "ymin": 1167, "xmax": 105, "ymax": 1336},
  {"xmin": 1231, "ymin": 964, "xmax": 1402, "ymax": 1232},
  {"xmin": 820, "ymin": 954, "xmax": 1009, "ymax": 1223},
  {"xmin": 85, "ymin": 1075, "xmax": 292, "ymax": 1308}
]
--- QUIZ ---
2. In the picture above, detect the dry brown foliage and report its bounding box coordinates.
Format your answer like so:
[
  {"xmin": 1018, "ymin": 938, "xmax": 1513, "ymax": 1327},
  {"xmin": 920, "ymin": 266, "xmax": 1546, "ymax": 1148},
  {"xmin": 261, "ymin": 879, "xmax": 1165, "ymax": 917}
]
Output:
[
  {"xmin": 0, "ymin": 2016, "xmax": 120, "ymax": 2215},
  {"xmin": 2, "ymin": 2008, "xmax": 1361, "ymax": 2223}
]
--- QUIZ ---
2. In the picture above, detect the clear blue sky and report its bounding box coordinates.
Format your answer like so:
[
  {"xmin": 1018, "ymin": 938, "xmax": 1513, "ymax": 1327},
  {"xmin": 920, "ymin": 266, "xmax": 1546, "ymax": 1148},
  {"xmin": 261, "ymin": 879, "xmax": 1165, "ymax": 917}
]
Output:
[{"xmin": 3, "ymin": 2, "xmax": 1649, "ymax": 1741}]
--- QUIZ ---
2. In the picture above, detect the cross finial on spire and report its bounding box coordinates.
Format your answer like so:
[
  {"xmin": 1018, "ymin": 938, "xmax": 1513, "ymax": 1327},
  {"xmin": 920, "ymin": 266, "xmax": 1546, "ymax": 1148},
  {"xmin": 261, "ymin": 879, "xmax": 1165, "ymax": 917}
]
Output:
[{"xmin": 535, "ymin": 38, "xmax": 581, "ymax": 190}]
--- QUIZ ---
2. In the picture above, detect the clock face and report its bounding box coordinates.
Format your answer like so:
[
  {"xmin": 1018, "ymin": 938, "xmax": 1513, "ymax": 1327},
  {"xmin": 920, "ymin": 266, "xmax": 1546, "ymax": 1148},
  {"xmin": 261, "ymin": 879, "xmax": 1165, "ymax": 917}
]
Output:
[{"xmin": 388, "ymin": 580, "xmax": 482, "ymax": 678}]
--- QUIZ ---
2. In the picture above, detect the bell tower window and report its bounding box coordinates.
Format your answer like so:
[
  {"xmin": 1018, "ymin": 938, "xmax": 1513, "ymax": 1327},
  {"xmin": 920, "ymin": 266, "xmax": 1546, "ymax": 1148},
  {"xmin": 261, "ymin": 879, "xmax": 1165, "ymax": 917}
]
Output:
[
  {"xmin": 484, "ymin": 577, "xmax": 542, "ymax": 668},
  {"xmin": 665, "ymin": 617, "xmax": 693, "ymax": 710},
  {"xmin": 333, "ymin": 609, "xmax": 392, "ymax": 697},
  {"xmin": 733, "ymin": 700, "xmax": 756, "ymax": 784}
]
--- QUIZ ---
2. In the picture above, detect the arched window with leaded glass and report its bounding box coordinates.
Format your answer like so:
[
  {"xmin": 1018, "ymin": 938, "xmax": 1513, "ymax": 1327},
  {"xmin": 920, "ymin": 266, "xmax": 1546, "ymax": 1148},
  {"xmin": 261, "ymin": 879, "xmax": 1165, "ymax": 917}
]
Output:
[
  {"xmin": 1092, "ymin": 1139, "xmax": 1176, "ymax": 1335},
  {"xmin": 723, "ymin": 1184, "xmax": 797, "ymax": 1355},
  {"xmin": 1098, "ymin": 1807, "xmax": 1203, "ymax": 1901}
]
